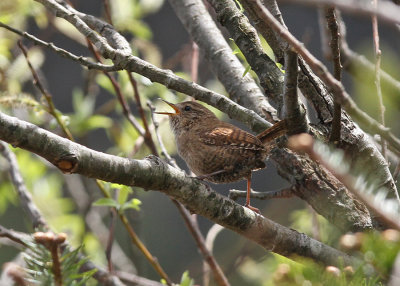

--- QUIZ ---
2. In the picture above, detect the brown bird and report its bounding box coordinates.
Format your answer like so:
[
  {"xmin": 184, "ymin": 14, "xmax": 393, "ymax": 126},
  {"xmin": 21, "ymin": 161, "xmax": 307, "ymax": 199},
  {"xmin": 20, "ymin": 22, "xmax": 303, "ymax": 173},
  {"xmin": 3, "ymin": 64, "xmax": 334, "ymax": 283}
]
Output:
[{"xmin": 156, "ymin": 100, "xmax": 286, "ymax": 213}]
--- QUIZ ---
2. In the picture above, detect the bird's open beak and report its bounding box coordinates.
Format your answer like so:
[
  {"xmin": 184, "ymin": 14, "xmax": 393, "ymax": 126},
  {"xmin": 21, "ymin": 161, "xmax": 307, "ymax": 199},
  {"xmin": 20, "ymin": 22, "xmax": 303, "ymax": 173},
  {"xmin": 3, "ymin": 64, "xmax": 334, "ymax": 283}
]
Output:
[{"xmin": 154, "ymin": 99, "xmax": 180, "ymax": 116}]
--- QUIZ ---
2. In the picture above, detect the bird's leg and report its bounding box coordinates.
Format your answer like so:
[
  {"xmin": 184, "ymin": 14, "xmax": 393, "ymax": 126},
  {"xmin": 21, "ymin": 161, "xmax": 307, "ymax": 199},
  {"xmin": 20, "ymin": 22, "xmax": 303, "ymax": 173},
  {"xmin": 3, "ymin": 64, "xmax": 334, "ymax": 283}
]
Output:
[{"xmin": 244, "ymin": 174, "xmax": 260, "ymax": 214}]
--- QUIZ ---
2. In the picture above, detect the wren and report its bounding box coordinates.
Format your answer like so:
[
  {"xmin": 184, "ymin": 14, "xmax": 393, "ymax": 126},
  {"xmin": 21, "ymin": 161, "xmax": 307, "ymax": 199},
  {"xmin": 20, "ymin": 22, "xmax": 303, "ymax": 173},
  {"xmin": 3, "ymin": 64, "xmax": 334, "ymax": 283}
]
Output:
[{"xmin": 156, "ymin": 100, "xmax": 286, "ymax": 213}]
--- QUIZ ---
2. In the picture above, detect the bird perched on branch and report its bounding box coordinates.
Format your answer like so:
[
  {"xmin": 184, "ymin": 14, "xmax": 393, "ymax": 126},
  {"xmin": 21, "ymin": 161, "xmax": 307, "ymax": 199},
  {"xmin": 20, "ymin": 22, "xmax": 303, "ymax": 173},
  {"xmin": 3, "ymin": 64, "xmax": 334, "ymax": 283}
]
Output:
[{"xmin": 156, "ymin": 100, "xmax": 286, "ymax": 213}]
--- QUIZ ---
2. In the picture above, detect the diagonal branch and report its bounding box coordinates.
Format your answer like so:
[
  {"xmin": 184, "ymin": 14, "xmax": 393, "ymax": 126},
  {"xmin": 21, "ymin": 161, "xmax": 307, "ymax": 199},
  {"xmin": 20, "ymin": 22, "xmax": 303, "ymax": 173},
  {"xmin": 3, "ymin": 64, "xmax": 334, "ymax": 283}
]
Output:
[{"xmin": 0, "ymin": 111, "xmax": 356, "ymax": 267}]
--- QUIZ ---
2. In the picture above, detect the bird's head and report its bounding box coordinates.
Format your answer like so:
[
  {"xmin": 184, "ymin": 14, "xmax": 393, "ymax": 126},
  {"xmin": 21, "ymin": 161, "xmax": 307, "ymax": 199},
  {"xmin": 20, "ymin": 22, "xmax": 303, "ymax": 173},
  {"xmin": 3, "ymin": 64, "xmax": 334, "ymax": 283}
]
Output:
[{"xmin": 155, "ymin": 100, "xmax": 218, "ymax": 135}]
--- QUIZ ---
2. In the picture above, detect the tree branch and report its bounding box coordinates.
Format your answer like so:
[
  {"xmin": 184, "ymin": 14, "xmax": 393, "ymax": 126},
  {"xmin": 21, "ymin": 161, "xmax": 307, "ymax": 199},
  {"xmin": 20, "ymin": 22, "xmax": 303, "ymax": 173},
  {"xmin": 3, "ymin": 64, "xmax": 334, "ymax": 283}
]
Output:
[{"xmin": 0, "ymin": 111, "xmax": 355, "ymax": 267}]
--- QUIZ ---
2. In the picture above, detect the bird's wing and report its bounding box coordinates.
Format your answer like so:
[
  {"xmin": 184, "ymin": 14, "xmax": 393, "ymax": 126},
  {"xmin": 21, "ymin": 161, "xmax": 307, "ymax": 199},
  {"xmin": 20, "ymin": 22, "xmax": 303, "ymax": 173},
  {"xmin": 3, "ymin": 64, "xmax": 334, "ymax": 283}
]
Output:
[{"xmin": 200, "ymin": 125, "xmax": 265, "ymax": 151}]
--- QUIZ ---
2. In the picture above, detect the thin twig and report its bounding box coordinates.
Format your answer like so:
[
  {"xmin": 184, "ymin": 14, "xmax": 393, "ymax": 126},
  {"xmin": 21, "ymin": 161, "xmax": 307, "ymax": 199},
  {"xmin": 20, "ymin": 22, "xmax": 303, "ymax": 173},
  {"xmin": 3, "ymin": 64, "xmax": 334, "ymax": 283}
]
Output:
[
  {"xmin": 371, "ymin": 0, "xmax": 387, "ymax": 160},
  {"xmin": 0, "ymin": 225, "xmax": 29, "ymax": 247},
  {"xmin": 102, "ymin": 0, "xmax": 113, "ymax": 25},
  {"xmin": 17, "ymin": 41, "xmax": 74, "ymax": 140},
  {"xmin": 324, "ymin": 7, "xmax": 342, "ymax": 143},
  {"xmin": 229, "ymin": 186, "xmax": 296, "ymax": 201},
  {"xmin": 0, "ymin": 22, "xmax": 117, "ymax": 72}
]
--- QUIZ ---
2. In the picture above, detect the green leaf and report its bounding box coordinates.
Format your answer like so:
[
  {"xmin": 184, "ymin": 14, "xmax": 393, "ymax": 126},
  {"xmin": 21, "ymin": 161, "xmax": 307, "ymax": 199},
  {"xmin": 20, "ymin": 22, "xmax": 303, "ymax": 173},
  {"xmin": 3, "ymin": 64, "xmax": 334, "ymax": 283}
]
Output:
[
  {"xmin": 92, "ymin": 198, "xmax": 119, "ymax": 209},
  {"xmin": 117, "ymin": 186, "xmax": 133, "ymax": 205},
  {"xmin": 120, "ymin": 198, "xmax": 142, "ymax": 212},
  {"xmin": 179, "ymin": 271, "xmax": 194, "ymax": 286},
  {"xmin": 242, "ymin": 65, "xmax": 251, "ymax": 77}
]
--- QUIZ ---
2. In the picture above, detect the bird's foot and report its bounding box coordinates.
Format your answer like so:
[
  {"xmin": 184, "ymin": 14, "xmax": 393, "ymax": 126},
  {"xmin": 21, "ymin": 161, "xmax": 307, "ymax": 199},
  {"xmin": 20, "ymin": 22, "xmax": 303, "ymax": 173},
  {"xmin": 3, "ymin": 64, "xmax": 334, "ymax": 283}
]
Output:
[{"xmin": 244, "ymin": 204, "xmax": 261, "ymax": 214}]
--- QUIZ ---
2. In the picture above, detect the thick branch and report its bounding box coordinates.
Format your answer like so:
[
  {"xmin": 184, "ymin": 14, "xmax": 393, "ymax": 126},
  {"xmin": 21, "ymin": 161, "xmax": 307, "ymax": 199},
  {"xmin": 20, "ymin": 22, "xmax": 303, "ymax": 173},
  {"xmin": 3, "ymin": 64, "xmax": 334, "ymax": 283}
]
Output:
[{"xmin": 0, "ymin": 111, "xmax": 354, "ymax": 267}]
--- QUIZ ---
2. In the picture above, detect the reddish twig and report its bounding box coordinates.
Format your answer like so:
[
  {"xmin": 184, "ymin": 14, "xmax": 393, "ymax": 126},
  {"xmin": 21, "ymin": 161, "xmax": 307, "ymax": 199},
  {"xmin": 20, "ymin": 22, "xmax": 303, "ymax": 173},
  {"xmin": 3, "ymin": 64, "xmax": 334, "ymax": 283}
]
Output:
[{"xmin": 102, "ymin": 0, "xmax": 113, "ymax": 25}]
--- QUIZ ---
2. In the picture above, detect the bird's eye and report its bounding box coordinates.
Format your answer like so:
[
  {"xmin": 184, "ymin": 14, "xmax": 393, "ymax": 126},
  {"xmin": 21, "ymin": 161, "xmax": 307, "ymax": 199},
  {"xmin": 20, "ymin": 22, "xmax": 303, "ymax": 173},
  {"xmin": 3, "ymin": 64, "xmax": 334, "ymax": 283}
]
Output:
[{"xmin": 184, "ymin": 105, "xmax": 191, "ymax": 111}]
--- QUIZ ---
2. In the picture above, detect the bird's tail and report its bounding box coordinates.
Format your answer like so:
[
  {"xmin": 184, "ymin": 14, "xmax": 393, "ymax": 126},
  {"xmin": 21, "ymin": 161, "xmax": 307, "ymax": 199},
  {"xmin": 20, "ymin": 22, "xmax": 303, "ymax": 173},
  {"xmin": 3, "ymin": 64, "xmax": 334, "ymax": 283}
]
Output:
[{"xmin": 256, "ymin": 120, "xmax": 287, "ymax": 145}]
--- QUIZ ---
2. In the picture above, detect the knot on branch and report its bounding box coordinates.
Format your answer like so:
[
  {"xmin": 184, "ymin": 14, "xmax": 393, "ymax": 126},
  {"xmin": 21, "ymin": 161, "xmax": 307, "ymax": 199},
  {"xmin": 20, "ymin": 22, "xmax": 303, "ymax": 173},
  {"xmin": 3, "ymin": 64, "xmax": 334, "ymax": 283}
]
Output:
[{"xmin": 55, "ymin": 154, "xmax": 78, "ymax": 173}]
